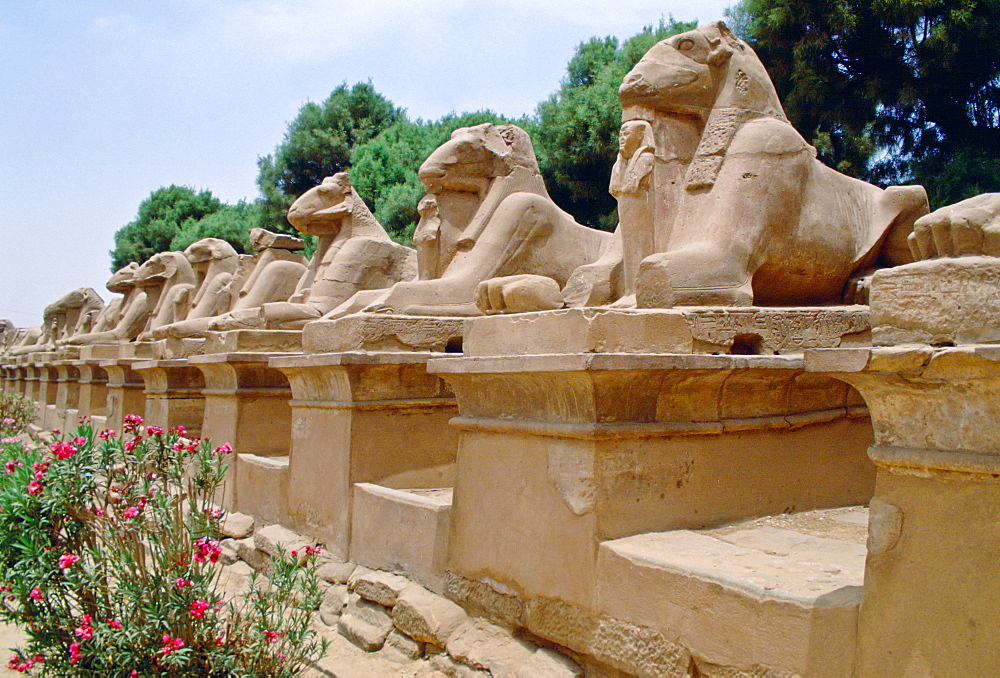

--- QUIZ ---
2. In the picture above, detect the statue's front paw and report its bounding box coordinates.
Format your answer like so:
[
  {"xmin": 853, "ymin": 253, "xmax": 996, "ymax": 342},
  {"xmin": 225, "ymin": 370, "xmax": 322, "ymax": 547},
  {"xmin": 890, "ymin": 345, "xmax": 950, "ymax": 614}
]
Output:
[
  {"xmin": 908, "ymin": 193, "xmax": 1000, "ymax": 259},
  {"xmin": 475, "ymin": 275, "xmax": 565, "ymax": 315}
]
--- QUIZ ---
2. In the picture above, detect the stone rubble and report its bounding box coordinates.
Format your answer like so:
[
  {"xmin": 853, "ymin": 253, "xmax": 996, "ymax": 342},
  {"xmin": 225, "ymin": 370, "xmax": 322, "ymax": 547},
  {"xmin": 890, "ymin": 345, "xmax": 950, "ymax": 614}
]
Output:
[{"xmin": 226, "ymin": 519, "xmax": 583, "ymax": 677}]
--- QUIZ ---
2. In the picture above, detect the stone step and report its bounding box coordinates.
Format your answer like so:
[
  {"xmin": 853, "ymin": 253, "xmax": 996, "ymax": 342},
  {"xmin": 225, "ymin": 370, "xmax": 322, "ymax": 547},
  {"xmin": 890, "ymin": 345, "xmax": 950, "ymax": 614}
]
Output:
[
  {"xmin": 596, "ymin": 506, "xmax": 868, "ymax": 677},
  {"xmin": 350, "ymin": 483, "xmax": 452, "ymax": 593},
  {"xmin": 235, "ymin": 453, "xmax": 289, "ymax": 525}
]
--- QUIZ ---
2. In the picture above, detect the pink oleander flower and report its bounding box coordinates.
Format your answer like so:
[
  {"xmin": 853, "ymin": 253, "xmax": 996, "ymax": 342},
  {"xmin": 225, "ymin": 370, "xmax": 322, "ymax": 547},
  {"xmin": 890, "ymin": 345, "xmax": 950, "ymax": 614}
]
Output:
[
  {"xmin": 0, "ymin": 438, "xmax": 18, "ymax": 444},
  {"xmin": 145, "ymin": 425, "xmax": 163, "ymax": 437},
  {"xmin": 1, "ymin": 418, "xmax": 14, "ymax": 426},
  {"xmin": 98, "ymin": 428, "xmax": 116, "ymax": 440},
  {"xmin": 261, "ymin": 629, "xmax": 281, "ymax": 643},
  {"xmin": 212, "ymin": 443, "xmax": 233, "ymax": 456},
  {"xmin": 92, "ymin": 506, "xmax": 105, "ymax": 517},
  {"xmin": 32, "ymin": 461, "xmax": 49, "ymax": 479},
  {"xmin": 50, "ymin": 441, "xmax": 78, "ymax": 460},
  {"xmin": 202, "ymin": 507, "xmax": 224, "ymax": 521},
  {"xmin": 175, "ymin": 577, "xmax": 192, "ymax": 589},
  {"xmin": 58, "ymin": 552, "xmax": 80, "ymax": 569},
  {"xmin": 123, "ymin": 436, "xmax": 141, "ymax": 452},
  {"xmin": 193, "ymin": 537, "xmax": 221, "ymax": 564},
  {"xmin": 122, "ymin": 506, "xmax": 140, "ymax": 520},
  {"xmin": 6, "ymin": 654, "xmax": 33, "ymax": 672},
  {"xmin": 123, "ymin": 413, "xmax": 143, "ymax": 429},
  {"xmin": 73, "ymin": 436, "xmax": 85, "ymax": 446},
  {"xmin": 26, "ymin": 480, "xmax": 42, "ymax": 496},
  {"xmin": 68, "ymin": 641, "xmax": 81, "ymax": 665},
  {"xmin": 107, "ymin": 618, "xmax": 122, "ymax": 630},
  {"xmin": 50, "ymin": 429, "xmax": 60, "ymax": 436},
  {"xmin": 74, "ymin": 614, "xmax": 93, "ymax": 640},
  {"xmin": 160, "ymin": 633, "xmax": 184, "ymax": 655},
  {"xmin": 169, "ymin": 425, "xmax": 186, "ymax": 436},
  {"xmin": 4, "ymin": 460, "xmax": 20, "ymax": 474},
  {"xmin": 189, "ymin": 599, "xmax": 210, "ymax": 619},
  {"xmin": 28, "ymin": 587, "xmax": 42, "ymax": 601}
]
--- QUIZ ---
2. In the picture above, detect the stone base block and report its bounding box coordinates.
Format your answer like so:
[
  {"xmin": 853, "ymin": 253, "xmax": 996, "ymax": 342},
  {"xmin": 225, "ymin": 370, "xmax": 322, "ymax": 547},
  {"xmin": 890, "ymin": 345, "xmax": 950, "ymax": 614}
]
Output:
[
  {"xmin": 79, "ymin": 344, "xmax": 123, "ymax": 361},
  {"xmin": 42, "ymin": 404, "xmax": 60, "ymax": 432},
  {"xmin": 55, "ymin": 346, "xmax": 81, "ymax": 360},
  {"xmin": 350, "ymin": 483, "xmax": 452, "ymax": 593},
  {"xmin": 871, "ymin": 257, "xmax": 1000, "ymax": 345},
  {"xmin": 118, "ymin": 342, "xmax": 157, "ymax": 359},
  {"xmin": 595, "ymin": 508, "xmax": 867, "ymax": 677},
  {"xmin": 203, "ymin": 330, "xmax": 302, "ymax": 354},
  {"xmin": 63, "ymin": 408, "xmax": 79, "ymax": 433},
  {"xmin": 303, "ymin": 314, "xmax": 465, "ymax": 353},
  {"xmin": 234, "ymin": 453, "xmax": 289, "ymax": 525},
  {"xmin": 154, "ymin": 337, "xmax": 207, "ymax": 359},
  {"xmin": 464, "ymin": 306, "xmax": 871, "ymax": 357}
]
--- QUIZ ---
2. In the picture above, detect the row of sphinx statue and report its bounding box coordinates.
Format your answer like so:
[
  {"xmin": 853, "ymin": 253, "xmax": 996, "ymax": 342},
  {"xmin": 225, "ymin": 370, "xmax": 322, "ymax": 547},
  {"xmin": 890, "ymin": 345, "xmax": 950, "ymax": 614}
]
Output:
[{"xmin": 5, "ymin": 21, "xmax": 999, "ymax": 356}]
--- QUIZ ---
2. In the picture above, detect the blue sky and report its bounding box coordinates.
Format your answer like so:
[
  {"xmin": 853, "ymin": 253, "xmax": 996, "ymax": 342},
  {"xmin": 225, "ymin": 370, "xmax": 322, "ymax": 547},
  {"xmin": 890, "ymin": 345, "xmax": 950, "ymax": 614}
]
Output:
[{"xmin": 0, "ymin": 0, "xmax": 731, "ymax": 328}]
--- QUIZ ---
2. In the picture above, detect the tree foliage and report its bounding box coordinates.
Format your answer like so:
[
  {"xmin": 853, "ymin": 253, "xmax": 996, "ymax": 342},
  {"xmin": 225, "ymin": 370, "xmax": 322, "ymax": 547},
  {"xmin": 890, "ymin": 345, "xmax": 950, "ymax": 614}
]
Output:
[
  {"xmin": 255, "ymin": 82, "xmax": 404, "ymax": 233},
  {"xmin": 110, "ymin": 186, "xmax": 223, "ymax": 271},
  {"xmin": 534, "ymin": 18, "xmax": 697, "ymax": 230},
  {"xmin": 169, "ymin": 201, "xmax": 260, "ymax": 254},
  {"xmin": 731, "ymin": 0, "xmax": 1000, "ymax": 207}
]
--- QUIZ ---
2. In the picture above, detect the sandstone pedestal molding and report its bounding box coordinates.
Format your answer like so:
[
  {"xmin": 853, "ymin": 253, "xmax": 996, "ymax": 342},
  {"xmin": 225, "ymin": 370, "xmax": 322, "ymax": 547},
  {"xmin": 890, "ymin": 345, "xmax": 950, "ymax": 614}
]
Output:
[
  {"xmin": 804, "ymin": 345, "xmax": 1000, "ymax": 675},
  {"xmin": 131, "ymin": 359, "xmax": 207, "ymax": 438},
  {"xmin": 268, "ymin": 351, "xmax": 459, "ymax": 559}
]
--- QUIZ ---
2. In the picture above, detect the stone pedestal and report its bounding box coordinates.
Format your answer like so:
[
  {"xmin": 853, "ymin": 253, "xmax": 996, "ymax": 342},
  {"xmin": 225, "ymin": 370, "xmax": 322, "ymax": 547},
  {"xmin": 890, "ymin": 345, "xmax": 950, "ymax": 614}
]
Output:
[
  {"xmin": 35, "ymin": 361, "xmax": 60, "ymax": 430},
  {"xmin": 75, "ymin": 362, "xmax": 109, "ymax": 420},
  {"xmin": 132, "ymin": 359, "xmax": 206, "ymax": 437},
  {"xmin": 21, "ymin": 364, "xmax": 39, "ymax": 406},
  {"xmin": 188, "ymin": 352, "xmax": 295, "ymax": 511},
  {"xmin": 53, "ymin": 362, "xmax": 81, "ymax": 432},
  {"xmin": 2, "ymin": 365, "xmax": 24, "ymax": 396},
  {"xmin": 189, "ymin": 352, "xmax": 292, "ymax": 456},
  {"xmin": 269, "ymin": 351, "xmax": 459, "ymax": 559},
  {"xmin": 430, "ymin": 352, "xmax": 874, "ymax": 611},
  {"xmin": 805, "ymin": 345, "xmax": 1000, "ymax": 675},
  {"xmin": 99, "ymin": 359, "xmax": 147, "ymax": 433}
]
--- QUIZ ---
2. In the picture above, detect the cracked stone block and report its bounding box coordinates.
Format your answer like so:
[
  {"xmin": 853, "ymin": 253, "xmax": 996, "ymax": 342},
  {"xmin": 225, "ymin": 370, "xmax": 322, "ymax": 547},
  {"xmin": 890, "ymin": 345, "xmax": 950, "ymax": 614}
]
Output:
[
  {"xmin": 353, "ymin": 570, "xmax": 411, "ymax": 607},
  {"xmin": 393, "ymin": 583, "xmax": 468, "ymax": 648}
]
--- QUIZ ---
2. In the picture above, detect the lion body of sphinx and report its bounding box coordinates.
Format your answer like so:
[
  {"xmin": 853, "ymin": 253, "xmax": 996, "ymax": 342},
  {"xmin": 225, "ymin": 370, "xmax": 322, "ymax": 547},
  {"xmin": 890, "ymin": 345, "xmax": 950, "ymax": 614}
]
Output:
[{"xmin": 616, "ymin": 22, "xmax": 929, "ymax": 307}]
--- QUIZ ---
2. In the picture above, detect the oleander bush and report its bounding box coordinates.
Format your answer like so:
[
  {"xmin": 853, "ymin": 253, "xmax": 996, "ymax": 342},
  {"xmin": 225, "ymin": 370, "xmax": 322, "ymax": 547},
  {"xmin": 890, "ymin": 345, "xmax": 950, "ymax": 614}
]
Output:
[
  {"xmin": 0, "ymin": 393, "xmax": 34, "ymax": 442},
  {"xmin": 0, "ymin": 414, "xmax": 327, "ymax": 676}
]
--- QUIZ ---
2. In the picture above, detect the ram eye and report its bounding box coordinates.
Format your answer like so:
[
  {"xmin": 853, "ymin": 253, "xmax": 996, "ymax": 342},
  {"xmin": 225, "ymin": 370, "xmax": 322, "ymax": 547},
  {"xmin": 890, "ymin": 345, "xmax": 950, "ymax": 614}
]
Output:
[{"xmin": 676, "ymin": 38, "xmax": 695, "ymax": 50}]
